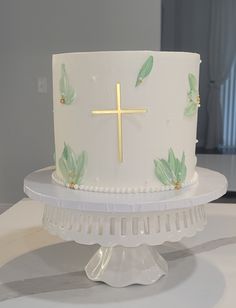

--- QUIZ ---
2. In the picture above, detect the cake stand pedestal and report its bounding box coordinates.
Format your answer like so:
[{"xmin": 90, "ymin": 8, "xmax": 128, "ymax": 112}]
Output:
[{"xmin": 24, "ymin": 167, "xmax": 227, "ymax": 287}]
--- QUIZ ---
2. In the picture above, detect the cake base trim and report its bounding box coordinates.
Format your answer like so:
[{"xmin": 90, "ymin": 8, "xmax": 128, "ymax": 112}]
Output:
[{"xmin": 52, "ymin": 171, "xmax": 198, "ymax": 194}]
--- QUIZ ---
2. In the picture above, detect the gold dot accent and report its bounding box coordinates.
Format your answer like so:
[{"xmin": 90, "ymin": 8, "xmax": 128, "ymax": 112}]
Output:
[
  {"xmin": 60, "ymin": 96, "xmax": 65, "ymax": 104},
  {"xmin": 196, "ymin": 95, "xmax": 200, "ymax": 106},
  {"xmin": 175, "ymin": 182, "xmax": 182, "ymax": 190},
  {"xmin": 69, "ymin": 183, "xmax": 75, "ymax": 189}
]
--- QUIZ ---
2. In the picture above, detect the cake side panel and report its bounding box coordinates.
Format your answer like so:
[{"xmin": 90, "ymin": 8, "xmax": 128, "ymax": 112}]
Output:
[{"xmin": 52, "ymin": 51, "xmax": 200, "ymax": 191}]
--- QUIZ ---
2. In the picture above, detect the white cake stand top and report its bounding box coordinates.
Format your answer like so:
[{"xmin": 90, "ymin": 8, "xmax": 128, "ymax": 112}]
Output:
[{"xmin": 24, "ymin": 167, "xmax": 227, "ymax": 213}]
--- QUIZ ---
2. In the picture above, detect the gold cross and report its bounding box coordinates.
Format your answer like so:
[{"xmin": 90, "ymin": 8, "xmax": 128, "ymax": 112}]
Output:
[{"xmin": 92, "ymin": 82, "xmax": 147, "ymax": 162}]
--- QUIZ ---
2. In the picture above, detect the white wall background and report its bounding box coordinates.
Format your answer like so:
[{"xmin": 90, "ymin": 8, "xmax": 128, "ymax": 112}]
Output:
[{"xmin": 0, "ymin": 0, "xmax": 161, "ymax": 203}]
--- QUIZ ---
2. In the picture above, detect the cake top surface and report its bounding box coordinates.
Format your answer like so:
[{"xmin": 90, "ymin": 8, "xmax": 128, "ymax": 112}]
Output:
[{"xmin": 53, "ymin": 50, "xmax": 200, "ymax": 58}]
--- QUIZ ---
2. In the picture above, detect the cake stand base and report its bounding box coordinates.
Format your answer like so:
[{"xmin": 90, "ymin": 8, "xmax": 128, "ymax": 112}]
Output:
[
  {"xmin": 24, "ymin": 167, "xmax": 227, "ymax": 287},
  {"xmin": 85, "ymin": 245, "xmax": 168, "ymax": 287},
  {"xmin": 42, "ymin": 203, "xmax": 206, "ymax": 287}
]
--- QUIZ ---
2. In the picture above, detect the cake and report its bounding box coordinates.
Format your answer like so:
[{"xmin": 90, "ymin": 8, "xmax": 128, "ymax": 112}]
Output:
[{"xmin": 52, "ymin": 51, "xmax": 200, "ymax": 193}]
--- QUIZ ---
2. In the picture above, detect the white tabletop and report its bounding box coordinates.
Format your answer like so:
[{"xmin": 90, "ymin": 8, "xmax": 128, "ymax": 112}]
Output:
[
  {"xmin": 0, "ymin": 199, "xmax": 236, "ymax": 308},
  {"xmin": 197, "ymin": 154, "xmax": 236, "ymax": 192}
]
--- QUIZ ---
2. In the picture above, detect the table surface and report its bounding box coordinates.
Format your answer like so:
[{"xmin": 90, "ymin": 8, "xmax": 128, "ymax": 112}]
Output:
[
  {"xmin": 0, "ymin": 199, "xmax": 236, "ymax": 308},
  {"xmin": 197, "ymin": 154, "xmax": 236, "ymax": 192}
]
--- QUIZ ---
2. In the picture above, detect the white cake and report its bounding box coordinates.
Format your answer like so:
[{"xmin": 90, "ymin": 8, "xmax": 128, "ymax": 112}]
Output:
[{"xmin": 52, "ymin": 51, "xmax": 200, "ymax": 193}]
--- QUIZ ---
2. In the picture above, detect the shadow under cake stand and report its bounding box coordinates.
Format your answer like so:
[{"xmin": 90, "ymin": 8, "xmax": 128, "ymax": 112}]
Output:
[{"xmin": 24, "ymin": 167, "xmax": 227, "ymax": 287}]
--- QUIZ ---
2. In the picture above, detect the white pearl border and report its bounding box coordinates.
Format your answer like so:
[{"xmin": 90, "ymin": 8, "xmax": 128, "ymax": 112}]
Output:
[{"xmin": 52, "ymin": 171, "xmax": 198, "ymax": 194}]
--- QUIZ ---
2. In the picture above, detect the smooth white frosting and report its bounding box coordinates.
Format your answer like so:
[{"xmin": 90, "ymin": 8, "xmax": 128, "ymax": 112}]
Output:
[{"xmin": 52, "ymin": 51, "xmax": 200, "ymax": 193}]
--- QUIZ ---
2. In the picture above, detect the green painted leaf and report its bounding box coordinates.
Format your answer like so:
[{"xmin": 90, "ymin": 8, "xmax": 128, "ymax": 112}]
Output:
[
  {"xmin": 62, "ymin": 143, "xmax": 75, "ymax": 171},
  {"xmin": 174, "ymin": 153, "xmax": 187, "ymax": 183},
  {"xmin": 181, "ymin": 151, "xmax": 185, "ymax": 166},
  {"xmin": 75, "ymin": 151, "xmax": 88, "ymax": 184},
  {"xmin": 154, "ymin": 149, "xmax": 187, "ymax": 189},
  {"xmin": 168, "ymin": 148, "xmax": 176, "ymax": 173},
  {"xmin": 59, "ymin": 64, "xmax": 76, "ymax": 105},
  {"xmin": 62, "ymin": 142, "xmax": 69, "ymax": 160},
  {"xmin": 188, "ymin": 73, "xmax": 197, "ymax": 91},
  {"xmin": 59, "ymin": 157, "xmax": 69, "ymax": 182},
  {"xmin": 180, "ymin": 152, "xmax": 187, "ymax": 182},
  {"xmin": 188, "ymin": 89, "xmax": 198, "ymax": 101},
  {"xmin": 184, "ymin": 102, "xmax": 197, "ymax": 117},
  {"xmin": 135, "ymin": 55, "xmax": 154, "ymax": 87},
  {"xmin": 175, "ymin": 158, "xmax": 182, "ymax": 182},
  {"xmin": 160, "ymin": 159, "xmax": 175, "ymax": 182},
  {"xmin": 184, "ymin": 73, "xmax": 199, "ymax": 117},
  {"xmin": 66, "ymin": 86, "xmax": 76, "ymax": 105},
  {"xmin": 180, "ymin": 165, "xmax": 187, "ymax": 182},
  {"xmin": 154, "ymin": 160, "xmax": 172, "ymax": 185},
  {"xmin": 59, "ymin": 143, "xmax": 87, "ymax": 186}
]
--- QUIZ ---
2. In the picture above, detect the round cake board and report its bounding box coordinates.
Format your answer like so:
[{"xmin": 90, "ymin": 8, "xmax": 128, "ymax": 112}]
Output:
[{"xmin": 24, "ymin": 167, "xmax": 227, "ymax": 213}]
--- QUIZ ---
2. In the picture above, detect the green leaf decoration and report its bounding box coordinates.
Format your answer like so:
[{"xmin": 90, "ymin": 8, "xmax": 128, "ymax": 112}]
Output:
[
  {"xmin": 168, "ymin": 148, "xmax": 176, "ymax": 178},
  {"xmin": 135, "ymin": 55, "xmax": 154, "ymax": 87},
  {"xmin": 184, "ymin": 73, "xmax": 200, "ymax": 117},
  {"xmin": 179, "ymin": 152, "xmax": 187, "ymax": 182},
  {"xmin": 188, "ymin": 73, "xmax": 197, "ymax": 90},
  {"xmin": 154, "ymin": 148, "xmax": 187, "ymax": 189},
  {"xmin": 58, "ymin": 143, "xmax": 87, "ymax": 188},
  {"xmin": 154, "ymin": 160, "xmax": 172, "ymax": 185},
  {"xmin": 184, "ymin": 101, "xmax": 197, "ymax": 117},
  {"xmin": 59, "ymin": 64, "xmax": 76, "ymax": 105}
]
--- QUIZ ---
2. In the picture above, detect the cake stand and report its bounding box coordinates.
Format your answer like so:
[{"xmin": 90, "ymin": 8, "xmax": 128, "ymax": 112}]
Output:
[{"xmin": 24, "ymin": 167, "xmax": 227, "ymax": 287}]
